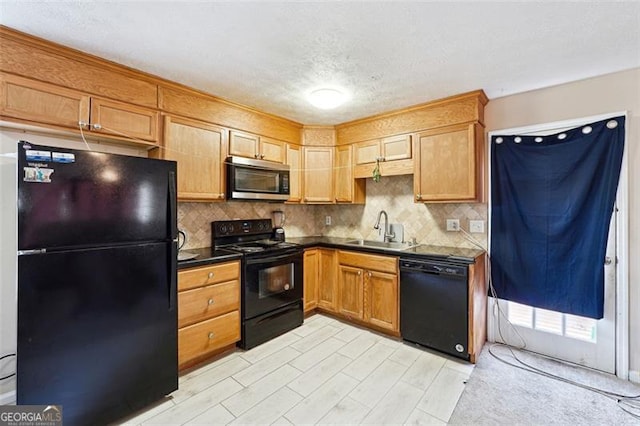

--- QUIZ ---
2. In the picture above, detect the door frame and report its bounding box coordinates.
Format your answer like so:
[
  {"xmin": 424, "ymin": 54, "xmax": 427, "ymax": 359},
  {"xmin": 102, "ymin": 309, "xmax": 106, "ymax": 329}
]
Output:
[{"xmin": 486, "ymin": 111, "xmax": 629, "ymax": 380}]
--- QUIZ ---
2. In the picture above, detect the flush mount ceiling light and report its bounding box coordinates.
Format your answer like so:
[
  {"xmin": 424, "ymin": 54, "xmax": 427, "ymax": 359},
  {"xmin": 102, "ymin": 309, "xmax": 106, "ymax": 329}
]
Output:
[{"xmin": 307, "ymin": 88, "xmax": 348, "ymax": 110}]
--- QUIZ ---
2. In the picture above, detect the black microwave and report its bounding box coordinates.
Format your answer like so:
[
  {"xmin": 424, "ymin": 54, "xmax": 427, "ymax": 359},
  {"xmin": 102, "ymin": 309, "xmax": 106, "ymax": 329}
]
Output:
[{"xmin": 226, "ymin": 156, "xmax": 290, "ymax": 201}]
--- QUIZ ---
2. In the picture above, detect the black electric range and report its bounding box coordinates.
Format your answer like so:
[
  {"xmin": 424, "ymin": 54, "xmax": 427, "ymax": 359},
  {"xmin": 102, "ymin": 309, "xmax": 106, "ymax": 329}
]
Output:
[{"xmin": 212, "ymin": 219, "xmax": 303, "ymax": 349}]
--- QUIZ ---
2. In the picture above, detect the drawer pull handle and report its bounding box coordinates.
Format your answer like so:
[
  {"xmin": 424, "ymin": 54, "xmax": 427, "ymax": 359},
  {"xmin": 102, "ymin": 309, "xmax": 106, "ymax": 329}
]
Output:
[
  {"xmin": 208, "ymin": 298, "xmax": 215, "ymax": 305},
  {"xmin": 208, "ymin": 332, "xmax": 215, "ymax": 340},
  {"xmin": 208, "ymin": 272, "xmax": 214, "ymax": 279}
]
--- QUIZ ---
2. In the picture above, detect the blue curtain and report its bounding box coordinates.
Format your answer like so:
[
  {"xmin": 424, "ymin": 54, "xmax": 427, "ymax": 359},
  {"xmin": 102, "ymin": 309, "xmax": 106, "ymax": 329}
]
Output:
[{"xmin": 490, "ymin": 116, "xmax": 624, "ymax": 319}]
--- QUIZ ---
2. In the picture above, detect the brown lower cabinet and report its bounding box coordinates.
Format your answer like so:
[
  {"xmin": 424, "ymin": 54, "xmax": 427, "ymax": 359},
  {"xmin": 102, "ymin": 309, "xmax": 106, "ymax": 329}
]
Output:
[
  {"xmin": 337, "ymin": 251, "xmax": 399, "ymax": 333},
  {"xmin": 303, "ymin": 248, "xmax": 338, "ymax": 313},
  {"xmin": 177, "ymin": 260, "xmax": 241, "ymax": 369},
  {"xmin": 305, "ymin": 248, "xmax": 400, "ymax": 334}
]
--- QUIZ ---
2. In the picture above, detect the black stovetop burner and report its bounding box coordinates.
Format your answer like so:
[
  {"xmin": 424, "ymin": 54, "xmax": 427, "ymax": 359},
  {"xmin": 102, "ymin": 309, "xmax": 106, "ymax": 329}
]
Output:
[{"xmin": 212, "ymin": 219, "xmax": 300, "ymax": 255}]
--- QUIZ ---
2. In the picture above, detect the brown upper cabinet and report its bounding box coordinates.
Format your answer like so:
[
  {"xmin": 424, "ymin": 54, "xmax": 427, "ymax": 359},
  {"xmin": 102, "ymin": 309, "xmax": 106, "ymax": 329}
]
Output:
[
  {"xmin": 334, "ymin": 144, "xmax": 365, "ymax": 204},
  {"xmin": 285, "ymin": 143, "xmax": 302, "ymax": 203},
  {"xmin": 414, "ymin": 122, "xmax": 485, "ymax": 203},
  {"xmin": 303, "ymin": 146, "xmax": 334, "ymax": 203},
  {"xmin": 155, "ymin": 115, "xmax": 226, "ymax": 201},
  {"xmin": 229, "ymin": 129, "xmax": 286, "ymax": 163},
  {"xmin": 354, "ymin": 134, "xmax": 412, "ymax": 165},
  {"xmin": 0, "ymin": 73, "xmax": 159, "ymax": 144}
]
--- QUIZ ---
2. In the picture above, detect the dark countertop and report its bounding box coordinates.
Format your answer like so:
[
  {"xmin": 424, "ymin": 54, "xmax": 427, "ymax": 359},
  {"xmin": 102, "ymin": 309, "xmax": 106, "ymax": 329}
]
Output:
[
  {"xmin": 177, "ymin": 247, "xmax": 242, "ymax": 270},
  {"xmin": 177, "ymin": 236, "xmax": 484, "ymax": 269},
  {"xmin": 287, "ymin": 236, "xmax": 484, "ymax": 263}
]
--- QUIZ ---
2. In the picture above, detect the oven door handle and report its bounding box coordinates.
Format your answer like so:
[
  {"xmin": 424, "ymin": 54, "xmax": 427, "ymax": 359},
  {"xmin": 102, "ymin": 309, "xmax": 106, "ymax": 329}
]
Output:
[{"xmin": 245, "ymin": 251, "xmax": 300, "ymax": 265}]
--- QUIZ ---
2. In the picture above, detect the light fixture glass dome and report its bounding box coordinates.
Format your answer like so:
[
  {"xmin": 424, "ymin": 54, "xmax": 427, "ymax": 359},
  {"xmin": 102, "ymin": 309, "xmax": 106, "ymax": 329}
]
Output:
[{"xmin": 307, "ymin": 88, "xmax": 347, "ymax": 109}]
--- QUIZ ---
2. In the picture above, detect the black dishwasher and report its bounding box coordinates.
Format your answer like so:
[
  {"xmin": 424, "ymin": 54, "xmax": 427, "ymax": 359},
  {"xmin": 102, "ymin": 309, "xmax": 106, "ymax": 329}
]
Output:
[{"xmin": 400, "ymin": 257, "xmax": 469, "ymax": 360}]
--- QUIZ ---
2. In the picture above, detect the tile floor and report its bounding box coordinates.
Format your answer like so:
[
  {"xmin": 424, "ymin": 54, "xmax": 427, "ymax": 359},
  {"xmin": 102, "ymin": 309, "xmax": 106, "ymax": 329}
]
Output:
[{"xmin": 121, "ymin": 314, "xmax": 473, "ymax": 425}]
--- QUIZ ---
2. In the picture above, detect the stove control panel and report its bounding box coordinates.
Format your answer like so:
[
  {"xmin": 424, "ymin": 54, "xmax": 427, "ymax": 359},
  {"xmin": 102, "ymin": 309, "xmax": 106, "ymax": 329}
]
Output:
[{"xmin": 213, "ymin": 219, "xmax": 272, "ymax": 238}]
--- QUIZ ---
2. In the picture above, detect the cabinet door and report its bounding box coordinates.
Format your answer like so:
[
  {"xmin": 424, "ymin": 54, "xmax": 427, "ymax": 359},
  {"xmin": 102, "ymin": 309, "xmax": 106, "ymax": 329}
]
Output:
[
  {"xmin": 338, "ymin": 265, "xmax": 364, "ymax": 320},
  {"xmin": 89, "ymin": 97, "xmax": 159, "ymax": 143},
  {"xmin": 365, "ymin": 270, "xmax": 398, "ymax": 332},
  {"xmin": 303, "ymin": 249, "xmax": 319, "ymax": 313},
  {"xmin": 354, "ymin": 139, "xmax": 380, "ymax": 165},
  {"xmin": 334, "ymin": 145, "xmax": 354, "ymax": 203},
  {"xmin": 414, "ymin": 123, "xmax": 482, "ymax": 202},
  {"xmin": 162, "ymin": 115, "xmax": 225, "ymax": 201},
  {"xmin": 317, "ymin": 249, "xmax": 337, "ymax": 312},
  {"xmin": 286, "ymin": 144, "xmax": 302, "ymax": 203},
  {"xmin": 303, "ymin": 146, "xmax": 334, "ymax": 203},
  {"xmin": 381, "ymin": 134, "xmax": 411, "ymax": 161},
  {"xmin": 260, "ymin": 136, "xmax": 285, "ymax": 163},
  {"xmin": 229, "ymin": 129, "xmax": 259, "ymax": 158},
  {"xmin": 0, "ymin": 73, "xmax": 89, "ymax": 128}
]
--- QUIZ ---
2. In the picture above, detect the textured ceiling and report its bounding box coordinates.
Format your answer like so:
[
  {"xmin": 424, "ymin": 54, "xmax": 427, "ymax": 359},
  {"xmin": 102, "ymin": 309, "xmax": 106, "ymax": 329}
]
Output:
[{"xmin": 1, "ymin": 1, "xmax": 639, "ymax": 125}]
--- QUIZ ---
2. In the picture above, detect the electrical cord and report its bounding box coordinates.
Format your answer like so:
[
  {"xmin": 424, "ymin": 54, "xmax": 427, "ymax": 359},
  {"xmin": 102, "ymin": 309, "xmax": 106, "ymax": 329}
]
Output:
[
  {"xmin": 458, "ymin": 227, "xmax": 640, "ymax": 420},
  {"xmin": 0, "ymin": 353, "xmax": 16, "ymax": 381}
]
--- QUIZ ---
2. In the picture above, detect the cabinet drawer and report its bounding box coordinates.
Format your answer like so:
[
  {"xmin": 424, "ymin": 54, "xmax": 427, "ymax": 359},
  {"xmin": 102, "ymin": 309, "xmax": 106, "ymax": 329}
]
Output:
[
  {"xmin": 179, "ymin": 280, "xmax": 240, "ymax": 328},
  {"xmin": 338, "ymin": 251, "xmax": 397, "ymax": 274},
  {"xmin": 178, "ymin": 261, "xmax": 240, "ymax": 291},
  {"xmin": 178, "ymin": 310, "xmax": 240, "ymax": 367}
]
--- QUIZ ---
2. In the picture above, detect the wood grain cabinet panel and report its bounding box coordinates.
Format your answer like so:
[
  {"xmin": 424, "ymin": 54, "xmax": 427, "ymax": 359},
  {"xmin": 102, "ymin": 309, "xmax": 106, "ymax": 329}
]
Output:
[
  {"xmin": 178, "ymin": 261, "xmax": 240, "ymax": 292},
  {"xmin": 159, "ymin": 115, "xmax": 226, "ymax": 202},
  {"xmin": 303, "ymin": 249, "xmax": 319, "ymax": 313},
  {"xmin": 303, "ymin": 146, "xmax": 334, "ymax": 203},
  {"xmin": 286, "ymin": 143, "xmax": 302, "ymax": 203},
  {"xmin": 229, "ymin": 129, "xmax": 260, "ymax": 158},
  {"xmin": 414, "ymin": 122, "xmax": 484, "ymax": 202},
  {"xmin": 365, "ymin": 270, "xmax": 398, "ymax": 332},
  {"xmin": 381, "ymin": 134, "xmax": 412, "ymax": 161},
  {"xmin": 338, "ymin": 250, "xmax": 399, "ymax": 333},
  {"xmin": 317, "ymin": 249, "xmax": 338, "ymax": 312},
  {"xmin": 0, "ymin": 73, "xmax": 89, "ymax": 128},
  {"xmin": 89, "ymin": 97, "xmax": 158, "ymax": 142},
  {"xmin": 338, "ymin": 264, "xmax": 365, "ymax": 320},
  {"xmin": 260, "ymin": 136, "xmax": 285, "ymax": 163},
  {"xmin": 334, "ymin": 144, "xmax": 365, "ymax": 204},
  {"xmin": 0, "ymin": 73, "xmax": 159, "ymax": 145},
  {"xmin": 178, "ymin": 280, "xmax": 240, "ymax": 328},
  {"xmin": 354, "ymin": 139, "xmax": 381, "ymax": 165},
  {"xmin": 178, "ymin": 311, "xmax": 240, "ymax": 367},
  {"xmin": 177, "ymin": 260, "xmax": 240, "ymax": 369}
]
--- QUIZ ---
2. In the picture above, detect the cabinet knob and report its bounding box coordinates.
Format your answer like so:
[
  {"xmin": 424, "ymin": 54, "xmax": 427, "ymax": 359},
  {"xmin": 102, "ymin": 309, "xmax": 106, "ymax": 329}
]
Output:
[
  {"xmin": 219, "ymin": 193, "xmax": 225, "ymax": 199},
  {"xmin": 254, "ymin": 153, "xmax": 259, "ymax": 158},
  {"xmin": 208, "ymin": 272, "xmax": 214, "ymax": 279},
  {"xmin": 208, "ymin": 298, "xmax": 214, "ymax": 305},
  {"xmin": 260, "ymin": 154, "xmax": 265, "ymax": 159},
  {"xmin": 208, "ymin": 332, "xmax": 215, "ymax": 340},
  {"xmin": 357, "ymin": 271, "xmax": 361, "ymax": 276},
  {"xmin": 368, "ymin": 271, "xmax": 372, "ymax": 278},
  {"xmin": 91, "ymin": 123, "xmax": 102, "ymax": 131},
  {"xmin": 416, "ymin": 194, "xmax": 422, "ymax": 200}
]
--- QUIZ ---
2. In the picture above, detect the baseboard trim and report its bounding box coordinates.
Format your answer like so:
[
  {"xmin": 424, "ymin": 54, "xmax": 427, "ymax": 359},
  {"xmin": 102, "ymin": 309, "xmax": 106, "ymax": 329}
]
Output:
[
  {"xmin": 0, "ymin": 390, "xmax": 16, "ymax": 405},
  {"xmin": 629, "ymin": 370, "xmax": 640, "ymax": 384}
]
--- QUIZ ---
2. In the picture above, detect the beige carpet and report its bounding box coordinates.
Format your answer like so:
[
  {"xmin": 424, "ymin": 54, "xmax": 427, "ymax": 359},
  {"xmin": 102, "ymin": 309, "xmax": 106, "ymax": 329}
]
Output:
[{"xmin": 449, "ymin": 344, "xmax": 640, "ymax": 425}]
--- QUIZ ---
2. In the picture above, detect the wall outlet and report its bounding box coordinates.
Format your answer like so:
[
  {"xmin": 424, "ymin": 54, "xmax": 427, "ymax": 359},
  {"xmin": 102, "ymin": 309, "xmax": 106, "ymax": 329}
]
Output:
[
  {"xmin": 325, "ymin": 215, "xmax": 332, "ymax": 226},
  {"xmin": 469, "ymin": 220, "xmax": 485, "ymax": 233},
  {"xmin": 446, "ymin": 219, "xmax": 460, "ymax": 231}
]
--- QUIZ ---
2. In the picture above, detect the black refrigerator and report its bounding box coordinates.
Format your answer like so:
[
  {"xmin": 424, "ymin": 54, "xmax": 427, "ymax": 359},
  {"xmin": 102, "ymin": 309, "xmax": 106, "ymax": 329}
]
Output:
[{"xmin": 16, "ymin": 141, "xmax": 178, "ymax": 425}]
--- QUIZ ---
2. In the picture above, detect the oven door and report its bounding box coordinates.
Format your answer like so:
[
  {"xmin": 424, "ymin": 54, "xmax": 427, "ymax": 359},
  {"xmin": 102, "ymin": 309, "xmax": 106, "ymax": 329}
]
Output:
[{"xmin": 243, "ymin": 250, "xmax": 303, "ymax": 319}]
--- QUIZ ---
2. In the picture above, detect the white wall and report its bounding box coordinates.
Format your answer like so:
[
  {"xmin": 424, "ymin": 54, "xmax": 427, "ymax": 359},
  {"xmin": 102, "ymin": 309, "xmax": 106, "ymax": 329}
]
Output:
[
  {"xmin": 0, "ymin": 127, "xmax": 147, "ymax": 398},
  {"xmin": 484, "ymin": 68, "xmax": 640, "ymax": 379}
]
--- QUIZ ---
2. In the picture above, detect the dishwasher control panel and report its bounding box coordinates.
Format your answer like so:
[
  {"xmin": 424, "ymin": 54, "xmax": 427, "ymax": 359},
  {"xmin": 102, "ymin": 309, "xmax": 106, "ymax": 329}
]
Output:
[{"xmin": 399, "ymin": 259, "xmax": 467, "ymax": 277}]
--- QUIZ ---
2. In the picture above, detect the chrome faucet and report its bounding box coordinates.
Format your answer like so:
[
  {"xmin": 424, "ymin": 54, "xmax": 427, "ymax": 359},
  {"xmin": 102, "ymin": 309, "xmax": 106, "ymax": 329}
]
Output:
[{"xmin": 373, "ymin": 210, "xmax": 395, "ymax": 242}]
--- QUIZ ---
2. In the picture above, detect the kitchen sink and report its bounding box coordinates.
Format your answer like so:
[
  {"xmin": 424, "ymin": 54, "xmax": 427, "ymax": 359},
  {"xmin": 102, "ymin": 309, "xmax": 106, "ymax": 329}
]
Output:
[{"xmin": 344, "ymin": 239, "xmax": 419, "ymax": 251}]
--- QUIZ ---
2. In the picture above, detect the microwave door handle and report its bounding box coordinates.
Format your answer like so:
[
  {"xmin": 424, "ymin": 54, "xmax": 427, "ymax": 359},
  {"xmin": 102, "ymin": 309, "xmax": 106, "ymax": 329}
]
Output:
[{"xmin": 246, "ymin": 252, "xmax": 299, "ymax": 265}]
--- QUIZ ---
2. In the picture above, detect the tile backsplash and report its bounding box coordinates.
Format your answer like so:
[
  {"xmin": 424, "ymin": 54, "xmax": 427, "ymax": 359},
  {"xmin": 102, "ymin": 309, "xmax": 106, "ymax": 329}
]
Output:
[
  {"xmin": 178, "ymin": 174, "xmax": 487, "ymax": 250},
  {"xmin": 316, "ymin": 175, "xmax": 488, "ymax": 250}
]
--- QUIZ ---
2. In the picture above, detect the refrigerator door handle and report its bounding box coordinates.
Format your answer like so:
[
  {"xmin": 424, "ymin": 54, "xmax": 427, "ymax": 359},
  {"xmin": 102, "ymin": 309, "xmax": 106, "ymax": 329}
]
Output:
[
  {"xmin": 169, "ymin": 170, "xmax": 177, "ymax": 240},
  {"xmin": 169, "ymin": 242, "xmax": 177, "ymax": 311}
]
